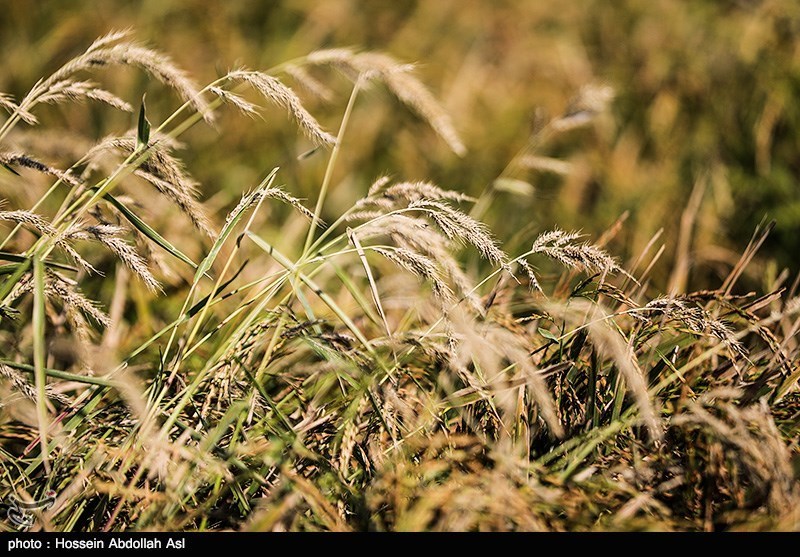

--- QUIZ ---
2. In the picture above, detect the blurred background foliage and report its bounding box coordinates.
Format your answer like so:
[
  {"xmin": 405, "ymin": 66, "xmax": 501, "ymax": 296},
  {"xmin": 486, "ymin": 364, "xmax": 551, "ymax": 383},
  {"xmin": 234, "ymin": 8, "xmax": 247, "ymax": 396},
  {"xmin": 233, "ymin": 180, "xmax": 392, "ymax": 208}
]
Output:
[{"xmin": 2, "ymin": 0, "xmax": 800, "ymax": 292}]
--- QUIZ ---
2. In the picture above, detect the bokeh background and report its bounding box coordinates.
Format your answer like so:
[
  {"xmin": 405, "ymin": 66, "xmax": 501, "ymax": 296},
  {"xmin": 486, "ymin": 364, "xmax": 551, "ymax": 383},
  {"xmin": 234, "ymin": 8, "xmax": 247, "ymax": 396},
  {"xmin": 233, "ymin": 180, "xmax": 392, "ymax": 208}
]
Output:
[{"xmin": 2, "ymin": 0, "xmax": 799, "ymax": 292}]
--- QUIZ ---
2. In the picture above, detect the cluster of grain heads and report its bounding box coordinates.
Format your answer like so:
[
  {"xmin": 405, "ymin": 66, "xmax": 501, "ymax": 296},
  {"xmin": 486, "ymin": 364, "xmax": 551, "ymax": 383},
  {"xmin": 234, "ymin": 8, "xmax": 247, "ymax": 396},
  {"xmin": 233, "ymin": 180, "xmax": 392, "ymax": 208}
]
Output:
[
  {"xmin": 529, "ymin": 228, "xmax": 625, "ymax": 277},
  {"xmin": 0, "ymin": 30, "xmax": 229, "ymax": 362},
  {"xmin": 0, "ymin": 28, "xmax": 349, "ymax": 344},
  {"xmin": 631, "ymin": 295, "xmax": 747, "ymax": 359},
  {"xmin": 347, "ymin": 178, "xmax": 506, "ymax": 312},
  {"xmin": 0, "ymin": 29, "xmax": 210, "ymax": 140}
]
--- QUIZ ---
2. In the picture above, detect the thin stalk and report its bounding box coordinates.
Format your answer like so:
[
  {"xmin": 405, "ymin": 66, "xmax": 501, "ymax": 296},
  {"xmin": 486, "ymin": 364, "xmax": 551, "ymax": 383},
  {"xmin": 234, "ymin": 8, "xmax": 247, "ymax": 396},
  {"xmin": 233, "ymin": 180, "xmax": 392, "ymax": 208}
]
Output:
[
  {"xmin": 303, "ymin": 76, "xmax": 364, "ymax": 256},
  {"xmin": 31, "ymin": 255, "xmax": 50, "ymax": 474}
]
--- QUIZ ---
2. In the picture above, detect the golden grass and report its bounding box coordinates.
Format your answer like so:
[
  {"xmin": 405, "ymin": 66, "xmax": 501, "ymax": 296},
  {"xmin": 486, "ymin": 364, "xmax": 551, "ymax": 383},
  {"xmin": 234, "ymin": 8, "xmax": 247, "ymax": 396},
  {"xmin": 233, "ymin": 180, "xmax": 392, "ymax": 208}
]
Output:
[{"xmin": 0, "ymin": 27, "xmax": 798, "ymax": 533}]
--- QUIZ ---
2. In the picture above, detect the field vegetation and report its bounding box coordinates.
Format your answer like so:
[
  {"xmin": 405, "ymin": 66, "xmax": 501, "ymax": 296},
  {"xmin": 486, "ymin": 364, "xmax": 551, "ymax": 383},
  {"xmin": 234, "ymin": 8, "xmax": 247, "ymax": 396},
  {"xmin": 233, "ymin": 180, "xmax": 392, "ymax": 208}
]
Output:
[{"xmin": 1, "ymin": 1, "xmax": 799, "ymax": 531}]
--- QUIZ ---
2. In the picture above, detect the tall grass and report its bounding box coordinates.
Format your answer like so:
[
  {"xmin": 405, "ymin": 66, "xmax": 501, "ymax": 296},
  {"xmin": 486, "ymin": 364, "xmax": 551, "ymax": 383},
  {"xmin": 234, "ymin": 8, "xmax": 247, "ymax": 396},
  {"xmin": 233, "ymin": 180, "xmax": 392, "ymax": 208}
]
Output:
[{"xmin": 0, "ymin": 31, "xmax": 799, "ymax": 532}]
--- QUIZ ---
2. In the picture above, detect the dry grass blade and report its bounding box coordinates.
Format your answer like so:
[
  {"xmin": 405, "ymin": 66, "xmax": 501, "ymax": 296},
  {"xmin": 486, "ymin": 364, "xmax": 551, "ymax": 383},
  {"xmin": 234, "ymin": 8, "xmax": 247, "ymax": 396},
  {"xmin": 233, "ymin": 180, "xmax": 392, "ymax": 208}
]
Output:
[
  {"xmin": 668, "ymin": 175, "xmax": 706, "ymax": 294},
  {"xmin": 722, "ymin": 220, "xmax": 775, "ymax": 297}
]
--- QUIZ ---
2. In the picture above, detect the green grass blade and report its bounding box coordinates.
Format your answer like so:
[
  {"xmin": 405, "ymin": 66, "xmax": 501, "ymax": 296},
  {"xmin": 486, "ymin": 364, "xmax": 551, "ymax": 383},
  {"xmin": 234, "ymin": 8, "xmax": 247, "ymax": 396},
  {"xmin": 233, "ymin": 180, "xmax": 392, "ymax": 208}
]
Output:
[
  {"xmin": 136, "ymin": 94, "xmax": 151, "ymax": 152},
  {"xmin": 0, "ymin": 360, "xmax": 118, "ymax": 388},
  {"xmin": 104, "ymin": 193, "xmax": 199, "ymax": 271},
  {"xmin": 32, "ymin": 254, "xmax": 50, "ymax": 474},
  {"xmin": 0, "ymin": 252, "xmax": 79, "ymax": 273},
  {"xmin": 0, "ymin": 258, "xmax": 31, "ymax": 303},
  {"xmin": 347, "ymin": 227, "xmax": 391, "ymax": 338}
]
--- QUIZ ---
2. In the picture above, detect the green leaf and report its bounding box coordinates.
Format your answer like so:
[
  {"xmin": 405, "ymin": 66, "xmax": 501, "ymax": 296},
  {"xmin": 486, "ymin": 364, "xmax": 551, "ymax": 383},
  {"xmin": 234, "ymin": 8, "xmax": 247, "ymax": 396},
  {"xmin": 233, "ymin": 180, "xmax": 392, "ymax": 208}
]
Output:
[
  {"xmin": 187, "ymin": 261, "xmax": 247, "ymax": 317},
  {"xmin": 538, "ymin": 327, "xmax": 559, "ymax": 342},
  {"xmin": 104, "ymin": 192, "xmax": 199, "ymax": 271},
  {"xmin": 0, "ymin": 251, "xmax": 78, "ymax": 273},
  {"xmin": 297, "ymin": 146, "xmax": 322, "ymax": 161},
  {"xmin": 0, "ymin": 263, "xmax": 21, "ymax": 276},
  {"xmin": 136, "ymin": 94, "xmax": 151, "ymax": 152},
  {"xmin": 32, "ymin": 254, "xmax": 50, "ymax": 472},
  {"xmin": 0, "ymin": 258, "xmax": 31, "ymax": 301},
  {"xmin": 0, "ymin": 360, "xmax": 118, "ymax": 388},
  {"xmin": 1, "ymin": 162, "xmax": 21, "ymax": 176}
]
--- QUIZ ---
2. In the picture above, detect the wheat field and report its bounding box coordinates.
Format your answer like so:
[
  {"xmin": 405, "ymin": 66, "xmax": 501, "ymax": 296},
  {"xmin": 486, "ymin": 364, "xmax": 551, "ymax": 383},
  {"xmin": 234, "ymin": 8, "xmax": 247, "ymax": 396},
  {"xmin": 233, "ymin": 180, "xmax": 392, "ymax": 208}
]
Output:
[{"xmin": 1, "ymin": 3, "xmax": 800, "ymax": 532}]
